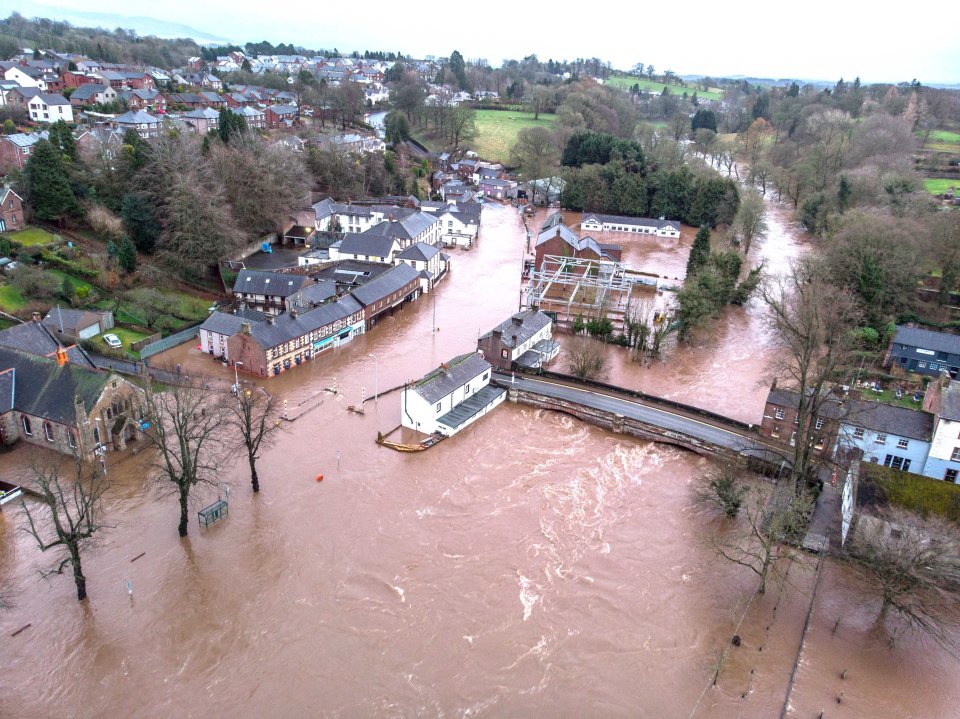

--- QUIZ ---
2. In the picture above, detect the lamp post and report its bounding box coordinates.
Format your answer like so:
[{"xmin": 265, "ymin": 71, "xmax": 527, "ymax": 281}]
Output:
[{"xmin": 368, "ymin": 354, "xmax": 378, "ymax": 404}]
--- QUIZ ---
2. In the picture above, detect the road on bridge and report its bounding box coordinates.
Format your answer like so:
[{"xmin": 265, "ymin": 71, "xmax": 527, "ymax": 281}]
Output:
[{"xmin": 495, "ymin": 371, "xmax": 784, "ymax": 462}]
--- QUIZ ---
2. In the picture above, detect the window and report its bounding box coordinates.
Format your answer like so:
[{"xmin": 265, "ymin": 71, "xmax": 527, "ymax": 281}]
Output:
[
  {"xmin": 876, "ymin": 433, "xmax": 887, "ymax": 444},
  {"xmin": 952, "ymin": 447, "xmax": 960, "ymax": 462},
  {"xmin": 815, "ymin": 418, "xmax": 824, "ymax": 430},
  {"xmin": 774, "ymin": 408, "xmax": 785, "ymax": 420},
  {"xmin": 21, "ymin": 415, "xmax": 31, "ymax": 436},
  {"xmin": 897, "ymin": 438, "xmax": 909, "ymax": 449},
  {"xmin": 853, "ymin": 427, "xmax": 865, "ymax": 439},
  {"xmin": 946, "ymin": 469, "xmax": 959, "ymax": 483}
]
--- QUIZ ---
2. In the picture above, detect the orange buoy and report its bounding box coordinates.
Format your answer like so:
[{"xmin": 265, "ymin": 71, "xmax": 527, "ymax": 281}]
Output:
[{"xmin": 315, "ymin": 474, "xmax": 324, "ymax": 482}]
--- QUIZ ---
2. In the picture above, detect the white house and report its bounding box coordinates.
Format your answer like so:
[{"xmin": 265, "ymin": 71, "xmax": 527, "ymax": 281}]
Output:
[
  {"xmin": 580, "ymin": 213, "xmax": 681, "ymax": 238},
  {"xmin": 27, "ymin": 93, "xmax": 73, "ymax": 124},
  {"xmin": 394, "ymin": 243, "xmax": 449, "ymax": 292},
  {"xmin": 401, "ymin": 352, "xmax": 505, "ymax": 436}
]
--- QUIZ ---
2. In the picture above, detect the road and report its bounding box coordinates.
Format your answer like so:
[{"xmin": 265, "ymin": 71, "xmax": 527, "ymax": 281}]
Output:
[{"xmin": 495, "ymin": 371, "xmax": 781, "ymax": 461}]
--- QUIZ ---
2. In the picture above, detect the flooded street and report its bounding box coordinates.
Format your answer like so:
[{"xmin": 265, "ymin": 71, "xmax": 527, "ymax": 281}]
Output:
[{"xmin": 1, "ymin": 200, "xmax": 959, "ymax": 717}]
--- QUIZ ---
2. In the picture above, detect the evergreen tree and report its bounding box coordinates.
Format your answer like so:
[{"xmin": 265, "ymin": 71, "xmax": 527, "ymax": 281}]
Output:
[
  {"xmin": 686, "ymin": 225, "xmax": 711, "ymax": 278},
  {"xmin": 118, "ymin": 235, "xmax": 137, "ymax": 273},
  {"xmin": 121, "ymin": 192, "xmax": 160, "ymax": 254},
  {"xmin": 24, "ymin": 140, "xmax": 80, "ymax": 223}
]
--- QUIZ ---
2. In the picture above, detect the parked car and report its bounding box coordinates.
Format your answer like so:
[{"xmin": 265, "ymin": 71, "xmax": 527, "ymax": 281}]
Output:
[{"xmin": 103, "ymin": 333, "xmax": 122, "ymax": 348}]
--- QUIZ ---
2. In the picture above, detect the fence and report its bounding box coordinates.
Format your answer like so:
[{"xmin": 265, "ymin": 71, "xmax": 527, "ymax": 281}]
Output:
[
  {"xmin": 130, "ymin": 333, "xmax": 162, "ymax": 353},
  {"xmin": 139, "ymin": 325, "xmax": 200, "ymax": 361}
]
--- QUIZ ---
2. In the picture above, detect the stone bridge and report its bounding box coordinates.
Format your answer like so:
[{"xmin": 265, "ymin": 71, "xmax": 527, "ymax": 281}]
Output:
[{"xmin": 493, "ymin": 371, "xmax": 789, "ymax": 469}]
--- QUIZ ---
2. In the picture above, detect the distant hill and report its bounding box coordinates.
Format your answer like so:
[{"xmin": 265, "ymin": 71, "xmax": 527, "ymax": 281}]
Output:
[{"xmin": 0, "ymin": 1, "xmax": 233, "ymax": 45}]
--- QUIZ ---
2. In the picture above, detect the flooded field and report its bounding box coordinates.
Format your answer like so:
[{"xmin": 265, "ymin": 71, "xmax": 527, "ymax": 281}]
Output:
[{"xmin": 1, "ymin": 201, "xmax": 958, "ymax": 718}]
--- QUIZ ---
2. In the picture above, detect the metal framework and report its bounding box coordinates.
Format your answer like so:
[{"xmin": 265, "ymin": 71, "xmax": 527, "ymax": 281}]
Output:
[{"xmin": 523, "ymin": 255, "xmax": 659, "ymax": 328}]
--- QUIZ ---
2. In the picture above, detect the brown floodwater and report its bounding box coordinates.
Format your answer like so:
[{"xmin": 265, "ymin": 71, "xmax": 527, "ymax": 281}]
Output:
[{"xmin": 1, "ymin": 200, "xmax": 958, "ymax": 718}]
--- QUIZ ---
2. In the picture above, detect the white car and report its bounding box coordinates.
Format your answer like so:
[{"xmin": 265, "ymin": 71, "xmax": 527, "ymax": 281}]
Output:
[{"xmin": 103, "ymin": 333, "xmax": 122, "ymax": 348}]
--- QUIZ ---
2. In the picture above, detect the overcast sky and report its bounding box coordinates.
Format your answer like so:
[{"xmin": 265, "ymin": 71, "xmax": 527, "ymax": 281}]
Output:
[{"xmin": 5, "ymin": 0, "xmax": 960, "ymax": 84}]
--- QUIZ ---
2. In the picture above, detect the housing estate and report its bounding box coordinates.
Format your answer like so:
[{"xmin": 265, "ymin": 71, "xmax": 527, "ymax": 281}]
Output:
[{"xmin": 401, "ymin": 352, "xmax": 505, "ymax": 437}]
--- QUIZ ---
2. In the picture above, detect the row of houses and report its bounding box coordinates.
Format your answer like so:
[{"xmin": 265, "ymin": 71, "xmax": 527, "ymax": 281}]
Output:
[{"xmin": 201, "ymin": 263, "xmax": 425, "ymax": 377}]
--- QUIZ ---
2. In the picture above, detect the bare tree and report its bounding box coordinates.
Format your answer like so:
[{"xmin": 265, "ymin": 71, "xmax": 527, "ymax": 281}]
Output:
[
  {"xmin": 143, "ymin": 378, "xmax": 234, "ymax": 537},
  {"xmin": 845, "ymin": 509, "xmax": 960, "ymax": 657},
  {"xmin": 20, "ymin": 456, "xmax": 108, "ymax": 601},
  {"xmin": 228, "ymin": 386, "xmax": 284, "ymax": 493},
  {"xmin": 566, "ymin": 336, "xmax": 607, "ymax": 380},
  {"xmin": 732, "ymin": 190, "xmax": 768, "ymax": 254},
  {"xmin": 761, "ymin": 259, "xmax": 862, "ymax": 494},
  {"xmin": 711, "ymin": 483, "xmax": 812, "ymax": 595}
]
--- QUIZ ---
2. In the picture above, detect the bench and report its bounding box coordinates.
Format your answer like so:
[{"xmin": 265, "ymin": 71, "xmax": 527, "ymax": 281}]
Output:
[{"xmin": 198, "ymin": 499, "xmax": 228, "ymax": 528}]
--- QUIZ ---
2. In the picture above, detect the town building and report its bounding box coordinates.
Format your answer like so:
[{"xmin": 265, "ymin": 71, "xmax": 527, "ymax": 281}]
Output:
[
  {"xmin": 580, "ymin": 213, "xmax": 681, "ymax": 238},
  {"xmin": 400, "ymin": 352, "xmax": 505, "ymax": 436},
  {"xmin": 477, "ymin": 310, "xmax": 559, "ymax": 371},
  {"xmin": 887, "ymin": 325, "xmax": 960, "ymax": 379}
]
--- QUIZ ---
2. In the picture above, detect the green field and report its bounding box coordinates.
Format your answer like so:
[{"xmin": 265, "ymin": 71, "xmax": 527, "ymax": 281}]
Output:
[
  {"xmin": 924, "ymin": 178, "xmax": 959, "ymax": 195},
  {"xmin": 10, "ymin": 227, "xmax": 59, "ymax": 247},
  {"xmin": 606, "ymin": 75, "xmax": 723, "ymax": 101},
  {"xmin": 468, "ymin": 110, "xmax": 557, "ymax": 164}
]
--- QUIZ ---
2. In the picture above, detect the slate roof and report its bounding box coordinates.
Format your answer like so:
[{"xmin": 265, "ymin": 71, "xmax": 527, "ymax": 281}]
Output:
[
  {"xmin": 338, "ymin": 232, "xmax": 397, "ymax": 260},
  {"xmin": 939, "ymin": 381, "xmax": 960, "ymax": 422},
  {"xmin": 70, "ymin": 83, "xmax": 108, "ymax": 101},
  {"xmin": 247, "ymin": 295, "xmax": 363, "ymax": 349},
  {"xmin": 581, "ymin": 213, "xmax": 681, "ymax": 231},
  {"xmin": 841, "ymin": 399, "xmax": 933, "ymax": 442},
  {"xmin": 412, "ymin": 352, "xmax": 491, "ymax": 404},
  {"xmin": 0, "ymin": 346, "xmax": 110, "ymax": 425},
  {"xmin": 233, "ymin": 270, "xmax": 310, "ymax": 298},
  {"xmin": 892, "ymin": 326, "xmax": 960, "ymax": 355},
  {"xmin": 479, "ymin": 310, "xmax": 553, "ymax": 348},
  {"xmin": 115, "ymin": 110, "xmax": 160, "ymax": 125},
  {"xmin": 396, "ymin": 242, "xmax": 440, "ymax": 263},
  {"xmin": 349, "ymin": 263, "xmax": 419, "ymax": 307}
]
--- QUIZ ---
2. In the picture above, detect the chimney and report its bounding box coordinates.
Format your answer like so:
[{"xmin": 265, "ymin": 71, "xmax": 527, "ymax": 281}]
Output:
[{"xmin": 56, "ymin": 346, "xmax": 68, "ymax": 366}]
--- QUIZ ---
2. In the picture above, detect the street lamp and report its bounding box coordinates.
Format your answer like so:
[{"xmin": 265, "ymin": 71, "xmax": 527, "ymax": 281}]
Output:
[{"xmin": 368, "ymin": 354, "xmax": 378, "ymax": 404}]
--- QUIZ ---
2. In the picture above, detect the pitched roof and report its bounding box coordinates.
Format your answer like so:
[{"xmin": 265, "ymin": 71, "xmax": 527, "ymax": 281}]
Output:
[
  {"xmin": 412, "ymin": 352, "xmax": 491, "ymax": 404},
  {"xmin": 396, "ymin": 242, "xmax": 440, "ymax": 262},
  {"xmin": 581, "ymin": 213, "xmax": 681, "ymax": 230},
  {"xmin": 893, "ymin": 326, "xmax": 960, "ymax": 356},
  {"xmin": 480, "ymin": 310, "xmax": 552, "ymax": 348},
  {"xmin": 233, "ymin": 270, "xmax": 310, "ymax": 297},
  {"xmin": 339, "ymin": 232, "xmax": 397, "ymax": 259},
  {"xmin": 349, "ymin": 263, "xmax": 419, "ymax": 307},
  {"xmin": 0, "ymin": 346, "xmax": 110, "ymax": 425},
  {"xmin": 247, "ymin": 295, "xmax": 363, "ymax": 349}
]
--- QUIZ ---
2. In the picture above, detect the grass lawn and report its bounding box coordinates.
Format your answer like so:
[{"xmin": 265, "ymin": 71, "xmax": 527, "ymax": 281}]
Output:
[
  {"xmin": 10, "ymin": 227, "xmax": 59, "ymax": 247},
  {"xmin": 0, "ymin": 283, "xmax": 26, "ymax": 313},
  {"xmin": 90, "ymin": 326, "xmax": 152, "ymax": 358},
  {"xmin": 469, "ymin": 110, "xmax": 557, "ymax": 164},
  {"xmin": 606, "ymin": 75, "xmax": 723, "ymax": 101},
  {"xmin": 47, "ymin": 268, "xmax": 94, "ymax": 295},
  {"xmin": 924, "ymin": 178, "xmax": 959, "ymax": 195}
]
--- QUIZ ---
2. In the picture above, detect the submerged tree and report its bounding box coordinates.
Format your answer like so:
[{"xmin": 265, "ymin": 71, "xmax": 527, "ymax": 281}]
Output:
[
  {"xmin": 228, "ymin": 386, "xmax": 283, "ymax": 493},
  {"xmin": 144, "ymin": 378, "xmax": 233, "ymax": 537},
  {"xmin": 845, "ymin": 509, "xmax": 960, "ymax": 657},
  {"xmin": 20, "ymin": 456, "xmax": 108, "ymax": 601}
]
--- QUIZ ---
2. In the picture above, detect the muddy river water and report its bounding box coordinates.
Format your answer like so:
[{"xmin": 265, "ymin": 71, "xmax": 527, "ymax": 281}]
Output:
[{"xmin": 1, "ymin": 201, "xmax": 958, "ymax": 718}]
